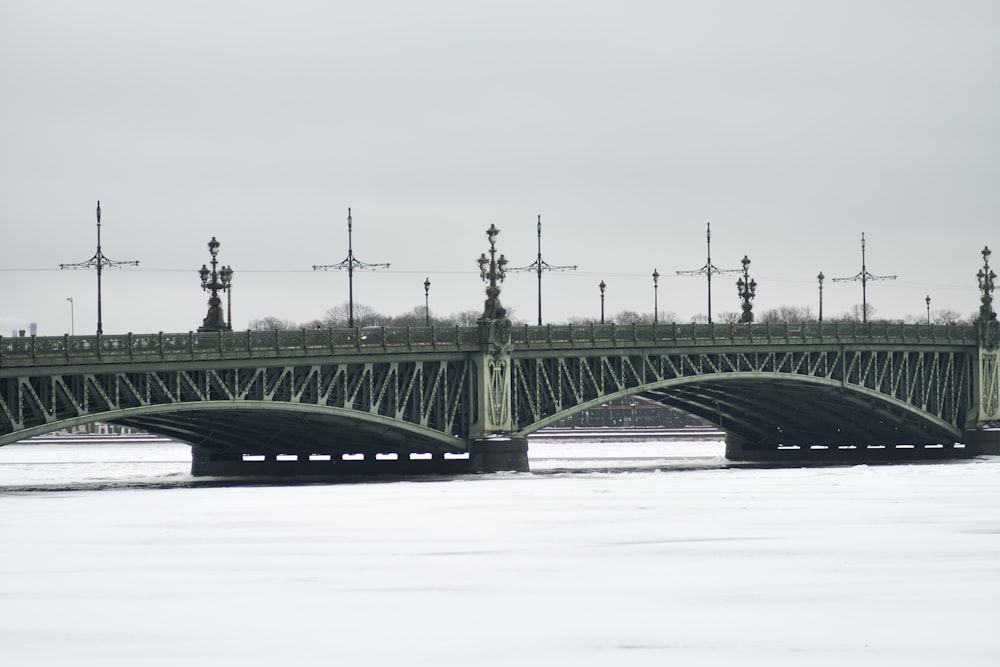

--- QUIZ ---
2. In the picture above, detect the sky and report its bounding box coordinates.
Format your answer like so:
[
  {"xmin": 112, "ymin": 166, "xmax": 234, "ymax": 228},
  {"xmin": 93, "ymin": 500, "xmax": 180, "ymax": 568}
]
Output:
[{"xmin": 1, "ymin": 0, "xmax": 998, "ymax": 336}]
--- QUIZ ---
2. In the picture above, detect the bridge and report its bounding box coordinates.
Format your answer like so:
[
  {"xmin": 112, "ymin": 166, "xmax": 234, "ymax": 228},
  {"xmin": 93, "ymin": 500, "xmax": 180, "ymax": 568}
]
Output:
[
  {"xmin": 1, "ymin": 318, "xmax": 998, "ymax": 475},
  {"xmin": 2, "ymin": 228, "xmax": 998, "ymax": 475}
]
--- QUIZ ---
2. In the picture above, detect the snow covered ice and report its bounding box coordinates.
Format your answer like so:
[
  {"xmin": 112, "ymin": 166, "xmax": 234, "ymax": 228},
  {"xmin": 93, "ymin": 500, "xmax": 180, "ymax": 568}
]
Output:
[{"xmin": 1, "ymin": 439, "xmax": 998, "ymax": 666}]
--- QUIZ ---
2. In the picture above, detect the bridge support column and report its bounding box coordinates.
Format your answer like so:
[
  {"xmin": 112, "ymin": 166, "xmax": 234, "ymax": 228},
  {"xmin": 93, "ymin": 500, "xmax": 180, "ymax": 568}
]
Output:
[
  {"xmin": 968, "ymin": 320, "xmax": 1000, "ymax": 454},
  {"xmin": 190, "ymin": 446, "xmax": 243, "ymax": 476},
  {"xmin": 465, "ymin": 318, "xmax": 528, "ymax": 472}
]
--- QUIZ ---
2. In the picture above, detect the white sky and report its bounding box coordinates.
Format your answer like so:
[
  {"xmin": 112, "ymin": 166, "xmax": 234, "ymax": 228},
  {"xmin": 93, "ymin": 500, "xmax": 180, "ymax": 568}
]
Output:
[{"xmin": 2, "ymin": 0, "xmax": 998, "ymax": 335}]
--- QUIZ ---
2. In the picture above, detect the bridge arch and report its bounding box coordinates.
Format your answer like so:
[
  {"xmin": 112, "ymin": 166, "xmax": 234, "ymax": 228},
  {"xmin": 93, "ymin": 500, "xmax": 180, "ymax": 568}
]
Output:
[{"xmin": 515, "ymin": 371, "xmax": 964, "ymax": 448}]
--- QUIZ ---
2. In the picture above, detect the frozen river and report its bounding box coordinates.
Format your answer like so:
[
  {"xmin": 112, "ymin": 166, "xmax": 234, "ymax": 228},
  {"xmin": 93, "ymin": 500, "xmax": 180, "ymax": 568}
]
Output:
[{"xmin": 1, "ymin": 438, "xmax": 998, "ymax": 666}]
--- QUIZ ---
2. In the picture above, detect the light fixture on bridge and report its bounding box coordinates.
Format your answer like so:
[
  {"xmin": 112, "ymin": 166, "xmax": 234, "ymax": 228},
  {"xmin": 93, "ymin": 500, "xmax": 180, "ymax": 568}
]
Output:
[
  {"xmin": 737, "ymin": 255, "xmax": 757, "ymax": 324},
  {"xmin": 599, "ymin": 280, "xmax": 607, "ymax": 324},
  {"xmin": 832, "ymin": 233, "xmax": 897, "ymax": 323},
  {"xmin": 424, "ymin": 277, "xmax": 431, "ymax": 326},
  {"xmin": 817, "ymin": 272, "xmax": 825, "ymax": 322},
  {"xmin": 479, "ymin": 224, "xmax": 508, "ymax": 320},
  {"xmin": 977, "ymin": 246, "xmax": 996, "ymax": 323},
  {"xmin": 652, "ymin": 269, "xmax": 660, "ymax": 324},
  {"xmin": 508, "ymin": 214, "xmax": 577, "ymax": 326},
  {"xmin": 312, "ymin": 208, "xmax": 390, "ymax": 328},
  {"xmin": 925, "ymin": 294, "xmax": 931, "ymax": 325},
  {"xmin": 59, "ymin": 201, "xmax": 140, "ymax": 336},
  {"xmin": 676, "ymin": 222, "xmax": 739, "ymax": 324},
  {"xmin": 198, "ymin": 236, "xmax": 233, "ymax": 332}
]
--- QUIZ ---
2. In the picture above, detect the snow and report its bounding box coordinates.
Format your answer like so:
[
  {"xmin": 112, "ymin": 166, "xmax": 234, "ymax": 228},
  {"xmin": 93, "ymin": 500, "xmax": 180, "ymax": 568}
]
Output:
[{"xmin": 1, "ymin": 440, "xmax": 998, "ymax": 665}]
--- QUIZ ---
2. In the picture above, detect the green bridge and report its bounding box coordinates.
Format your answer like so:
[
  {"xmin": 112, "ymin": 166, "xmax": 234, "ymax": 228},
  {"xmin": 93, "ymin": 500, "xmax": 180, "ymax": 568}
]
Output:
[
  {"xmin": 2, "ymin": 319, "xmax": 999, "ymax": 475},
  {"xmin": 3, "ymin": 229, "xmax": 998, "ymax": 475}
]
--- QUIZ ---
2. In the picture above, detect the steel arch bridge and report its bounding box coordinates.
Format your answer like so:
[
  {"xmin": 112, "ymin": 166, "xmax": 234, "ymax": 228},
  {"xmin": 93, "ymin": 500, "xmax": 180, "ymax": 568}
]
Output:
[{"xmin": 1, "ymin": 320, "xmax": 998, "ymax": 474}]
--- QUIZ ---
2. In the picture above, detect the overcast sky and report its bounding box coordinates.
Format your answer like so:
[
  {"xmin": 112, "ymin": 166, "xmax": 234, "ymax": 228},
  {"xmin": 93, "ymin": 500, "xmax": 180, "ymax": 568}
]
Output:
[{"xmin": 2, "ymin": 0, "xmax": 998, "ymax": 336}]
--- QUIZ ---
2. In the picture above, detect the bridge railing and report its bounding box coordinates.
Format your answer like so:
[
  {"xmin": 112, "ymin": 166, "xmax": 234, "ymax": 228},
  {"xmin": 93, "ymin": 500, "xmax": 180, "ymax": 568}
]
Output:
[
  {"xmin": 0, "ymin": 322, "xmax": 979, "ymax": 368},
  {"xmin": 511, "ymin": 321, "xmax": 979, "ymax": 348},
  {"xmin": 0, "ymin": 326, "xmax": 485, "ymax": 368}
]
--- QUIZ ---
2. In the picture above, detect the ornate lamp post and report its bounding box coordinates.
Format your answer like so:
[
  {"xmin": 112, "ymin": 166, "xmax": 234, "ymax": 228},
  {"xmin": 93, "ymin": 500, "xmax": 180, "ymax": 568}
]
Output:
[
  {"xmin": 66, "ymin": 297, "xmax": 74, "ymax": 336},
  {"xmin": 977, "ymin": 246, "xmax": 996, "ymax": 322},
  {"xmin": 817, "ymin": 271, "xmax": 825, "ymax": 322},
  {"xmin": 510, "ymin": 214, "xmax": 577, "ymax": 325},
  {"xmin": 677, "ymin": 222, "xmax": 738, "ymax": 324},
  {"xmin": 478, "ymin": 224, "xmax": 509, "ymax": 321},
  {"xmin": 313, "ymin": 208, "xmax": 390, "ymax": 328},
  {"xmin": 737, "ymin": 255, "xmax": 757, "ymax": 324},
  {"xmin": 925, "ymin": 294, "xmax": 931, "ymax": 325},
  {"xmin": 424, "ymin": 277, "xmax": 431, "ymax": 326},
  {"xmin": 599, "ymin": 280, "xmax": 606, "ymax": 324},
  {"xmin": 833, "ymin": 233, "xmax": 896, "ymax": 323},
  {"xmin": 60, "ymin": 201, "xmax": 139, "ymax": 335},
  {"xmin": 198, "ymin": 237, "xmax": 233, "ymax": 332},
  {"xmin": 652, "ymin": 269, "xmax": 660, "ymax": 323}
]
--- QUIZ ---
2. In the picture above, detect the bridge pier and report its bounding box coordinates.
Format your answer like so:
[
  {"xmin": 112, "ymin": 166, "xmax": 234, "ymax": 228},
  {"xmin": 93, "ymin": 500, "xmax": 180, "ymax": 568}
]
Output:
[{"xmin": 469, "ymin": 437, "xmax": 529, "ymax": 473}]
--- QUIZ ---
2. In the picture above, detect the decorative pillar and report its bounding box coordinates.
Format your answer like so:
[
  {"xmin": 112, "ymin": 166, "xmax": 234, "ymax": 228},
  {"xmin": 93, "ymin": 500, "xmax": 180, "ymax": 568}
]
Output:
[
  {"xmin": 968, "ymin": 246, "xmax": 1000, "ymax": 453},
  {"xmin": 468, "ymin": 224, "xmax": 528, "ymax": 471}
]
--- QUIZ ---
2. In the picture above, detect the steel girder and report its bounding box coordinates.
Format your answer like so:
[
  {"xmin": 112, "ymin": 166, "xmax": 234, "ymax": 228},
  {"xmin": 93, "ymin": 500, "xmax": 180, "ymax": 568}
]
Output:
[
  {"xmin": 0, "ymin": 357, "xmax": 472, "ymax": 455},
  {"xmin": 511, "ymin": 345, "xmax": 974, "ymax": 446}
]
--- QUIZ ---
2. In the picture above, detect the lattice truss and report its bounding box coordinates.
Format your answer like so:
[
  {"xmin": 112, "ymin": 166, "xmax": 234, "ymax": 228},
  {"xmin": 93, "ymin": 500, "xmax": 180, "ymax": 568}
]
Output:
[
  {"xmin": 511, "ymin": 347, "xmax": 974, "ymax": 433},
  {"xmin": 0, "ymin": 359, "xmax": 471, "ymax": 440}
]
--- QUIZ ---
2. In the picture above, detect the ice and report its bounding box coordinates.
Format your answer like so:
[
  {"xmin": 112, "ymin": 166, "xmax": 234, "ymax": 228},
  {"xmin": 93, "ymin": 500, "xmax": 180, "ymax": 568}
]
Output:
[{"xmin": 1, "ymin": 441, "xmax": 998, "ymax": 665}]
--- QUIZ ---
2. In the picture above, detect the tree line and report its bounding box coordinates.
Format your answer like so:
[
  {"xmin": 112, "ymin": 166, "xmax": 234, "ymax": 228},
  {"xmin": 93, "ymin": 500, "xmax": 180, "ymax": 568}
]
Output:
[{"xmin": 249, "ymin": 302, "xmax": 972, "ymax": 331}]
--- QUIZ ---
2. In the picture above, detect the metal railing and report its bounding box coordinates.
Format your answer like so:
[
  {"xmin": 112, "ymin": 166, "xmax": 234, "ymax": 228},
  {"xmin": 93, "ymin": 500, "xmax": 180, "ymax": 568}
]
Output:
[{"xmin": 0, "ymin": 321, "xmax": 980, "ymax": 369}]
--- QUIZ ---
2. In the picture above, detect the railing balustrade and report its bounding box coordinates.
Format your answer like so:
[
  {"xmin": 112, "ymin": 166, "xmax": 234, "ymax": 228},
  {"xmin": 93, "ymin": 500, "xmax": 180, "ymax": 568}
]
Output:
[{"xmin": 0, "ymin": 322, "xmax": 981, "ymax": 368}]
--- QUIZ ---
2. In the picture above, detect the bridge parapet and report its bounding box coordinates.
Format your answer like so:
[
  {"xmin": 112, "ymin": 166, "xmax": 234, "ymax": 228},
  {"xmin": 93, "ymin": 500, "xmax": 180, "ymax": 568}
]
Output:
[{"xmin": 1, "ymin": 322, "xmax": 981, "ymax": 370}]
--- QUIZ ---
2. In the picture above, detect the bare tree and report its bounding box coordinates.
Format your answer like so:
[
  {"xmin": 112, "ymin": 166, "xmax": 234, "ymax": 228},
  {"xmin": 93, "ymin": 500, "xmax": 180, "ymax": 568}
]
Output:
[{"xmin": 248, "ymin": 316, "xmax": 297, "ymax": 331}]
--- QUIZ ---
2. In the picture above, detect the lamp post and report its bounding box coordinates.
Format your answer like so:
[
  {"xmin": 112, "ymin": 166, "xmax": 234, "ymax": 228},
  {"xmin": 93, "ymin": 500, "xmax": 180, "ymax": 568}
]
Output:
[
  {"xmin": 313, "ymin": 208, "xmax": 390, "ymax": 328},
  {"xmin": 599, "ymin": 280, "xmax": 606, "ymax": 324},
  {"xmin": 652, "ymin": 269, "xmax": 660, "ymax": 323},
  {"xmin": 424, "ymin": 277, "xmax": 431, "ymax": 326},
  {"xmin": 925, "ymin": 294, "xmax": 931, "ymax": 325},
  {"xmin": 817, "ymin": 271, "xmax": 824, "ymax": 322},
  {"xmin": 198, "ymin": 237, "xmax": 233, "ymax": 332},
  {"xmin": 737, "ymin": 255, "xmax": 757, "ymax": 324},
  {"xmin": 976, "ymin": 246, "xmax": 995, "ymax": 322},
  {"xmin": 66, "ymin": 297, "xmax": 74, "ymax": 335},
  {"xmin": 478, "ymin": 224, "xmax": 509, "ymax": 320},
  {"xmin": 59, "ymin": 201, "xmax": 139, "ymax": 335},
  {"xmin": 510, "ymin": 214, "xmax": 577, "ymax": 325},
  {"xmin": 832, "ymin": 233, "xmax": 896, "ymax": 323},
  {"xmin": 677, "ymin": 222, "xmax": 738, "ymax": 324}
]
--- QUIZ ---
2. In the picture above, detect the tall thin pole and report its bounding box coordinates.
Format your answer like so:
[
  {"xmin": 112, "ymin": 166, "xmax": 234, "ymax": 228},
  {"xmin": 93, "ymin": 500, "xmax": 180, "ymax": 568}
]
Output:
[
  {"xmin": 424, "ymin": 277, "xmax": 431, "ymax": 326},
  {"xmin": 652, "ymin": 269, "xmax": 659, "ymax": 323},
  {"xmin": 832, "ymin": 233, "xmax": 897, "ymax": 323},
  {"xmin": 677, "ymin": 222, "xmax": 737, "ymax": 324},
  {"xmin": 60, "ymin": 201, "xmax": 139, "ymax": 336},
  {"xmin": 510, "ymin": 214, "xmax": 576, "ymax": 325},
  {"xmin": 313, "ymin": 208, "xmax": 390, "ymax": 328},
  {"xmin": 599, "ymin": 280, "xmax": 606, "ymax": 324},
  {"xmin": 925, "ymin": 294, "xmax": 931, "ymax": 325},
  {"xmin": 817, "ymin": 272, "xmax": 824, "ymax": 322},
  {"xmin": 66, "ymin": 297, "xmax": 74, "ymax": 335}
]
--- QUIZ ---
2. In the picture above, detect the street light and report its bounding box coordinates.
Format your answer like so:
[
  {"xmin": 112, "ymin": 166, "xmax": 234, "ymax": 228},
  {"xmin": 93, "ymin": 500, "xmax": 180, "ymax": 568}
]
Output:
[
  {"xmin": 313, "ymin": 208, "xmax": 390, "ymax": 328},
  {"xmin": 479, "ymin": 223, "xmax": 509, "ymax": 320},
  {"xmin": 977, "ymin": 246, "xmax": 996, "ymax": 322},
  {"xmin": 737, "ymin": 255, "xmax": 757, "ymax": 324},
  {"xmin": 817, "ymin": 271, "xmax": 825, "ymax": 322},
  {"xmin": 59, "ymin": 201, "xmax": 139, "ymax": 335},
  {"xmin": 66, "ymin": 297, "xmax": 74, "ymax": 335},
  {"xmin": 677, "ymin": 222, "xmax": 738, "ymax": 324},
  {"xmin": 832, "ymin": 233, "xmax": 897, "ymax": 323},
  {"xmin": 510, "ymin": 214, "xmax": 577, "ymax": 325},
  {"xmin": 925, "ymin": 294, "xmax": 931, "ymax": 325},
  {"xmin": 424, "ymin": 277, "xmax": 431, "ymax": 326},
  {"xmin": 599, "ymin": 280, "xmax": 606, "ymax": 324},
  {"xmin": 652, "ymin": 269, "xmax": 660, "ymax": 323},
  {"xmin": 198, "ymin": 236, "xmax": 233, "ymax": 332}
]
